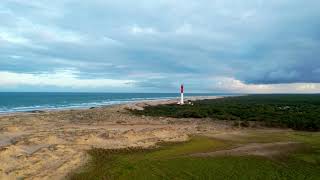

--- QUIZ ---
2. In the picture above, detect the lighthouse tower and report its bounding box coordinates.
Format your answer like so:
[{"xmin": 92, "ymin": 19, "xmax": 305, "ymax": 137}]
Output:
[{"xmin": 180, "ymin": 84, "xmax": 184, "ymax": 105}]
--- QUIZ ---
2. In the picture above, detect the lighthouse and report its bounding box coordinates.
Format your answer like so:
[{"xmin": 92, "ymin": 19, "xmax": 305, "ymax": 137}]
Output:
[{"xmin": 180, "ymin": 84, "xmax": 184, "ymax": 105}]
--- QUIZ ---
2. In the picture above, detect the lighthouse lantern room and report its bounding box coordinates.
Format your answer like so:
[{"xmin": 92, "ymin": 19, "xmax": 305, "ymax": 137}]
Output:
[{"xmin": 180, "ymin": 84, "xmax": 184, "ymax": 105}]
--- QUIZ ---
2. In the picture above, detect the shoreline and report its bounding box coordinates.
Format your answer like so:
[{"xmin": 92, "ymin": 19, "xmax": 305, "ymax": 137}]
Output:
[
  {"xmin": 0, "ymin": 95, "xmax": 228, "ymax": 117},
  {"xmin": 0, "ymin": 92, "xmax": 239, "ymax": 116}
]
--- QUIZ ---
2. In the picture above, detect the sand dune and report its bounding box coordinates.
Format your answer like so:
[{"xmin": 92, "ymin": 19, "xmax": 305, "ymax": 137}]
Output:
[
  {"xmin": 0, "ymin": 97, "xmax": 223, "ymax": 179},
  {"xmin": 0, "ymin": 96, "xmax": 295, "ymax": 179}
]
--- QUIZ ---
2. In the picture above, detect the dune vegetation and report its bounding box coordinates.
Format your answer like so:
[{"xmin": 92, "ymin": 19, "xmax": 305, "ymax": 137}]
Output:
[
  {"xmin": 69, "ymin": 95, "xmax": 320, "ymax": 179},
  {"xmin": 132, "ymin": 94, "xmax": 320, "ymax": 131},
  {"xmin": 69, "ymin": 131, "xmax": 320, "ymax": 180}
]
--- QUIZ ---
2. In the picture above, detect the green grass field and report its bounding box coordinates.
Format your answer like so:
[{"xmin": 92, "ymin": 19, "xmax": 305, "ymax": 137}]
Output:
[
  {"xmin": 69, "ymin": 132, "xmax": 320, "ymax": 180},
  {"xmin": 132, "ymin": 94, "xmax": 320, "ymax": 131},
  {"xmin": 69, "ymin": 95, "xmax": 320, "ymax": 179}
]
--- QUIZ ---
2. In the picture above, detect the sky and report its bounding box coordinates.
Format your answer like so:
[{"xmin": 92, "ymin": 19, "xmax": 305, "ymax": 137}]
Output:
[{"xmin": 0, "ymin": 0, "xmax": 319, "ymax": 93}]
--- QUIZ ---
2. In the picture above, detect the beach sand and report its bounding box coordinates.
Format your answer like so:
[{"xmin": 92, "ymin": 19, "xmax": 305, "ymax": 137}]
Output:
[
  {"xmin": 1, "ymin": 96, "xmax": 292, "ymax": 180},
  {"xmin": 0, "ymin": 96, "xmax": 233, "ymax": 179}
]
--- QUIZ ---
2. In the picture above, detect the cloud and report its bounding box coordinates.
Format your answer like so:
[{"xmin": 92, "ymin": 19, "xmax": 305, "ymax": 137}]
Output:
[
  {"xmin": 0, "ymin": 69, "xmax": 135, "ymax": 89},
  {"xmin": 175, "ymin": 23, "xmax": 193, "ymax": 35},
  {"xmin": 0, "ymin": 0, "xmax": 319, "ymax": 92},
  {"xmin": 130, "ymin": 24, "xmax": 157, "ymax": 35},
  {"xmin": 0, "ymin": 31, "xmax": 29, "ymax": 45},
  {"xmin": 211, "ymin": 77, "xmax": 320, "ymax": 93}
]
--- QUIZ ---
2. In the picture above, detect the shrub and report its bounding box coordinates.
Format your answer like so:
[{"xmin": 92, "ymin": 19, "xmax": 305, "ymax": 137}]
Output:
[{"xmin": 131, "ymin": 95, "xmax": 320, "ymax": 131}]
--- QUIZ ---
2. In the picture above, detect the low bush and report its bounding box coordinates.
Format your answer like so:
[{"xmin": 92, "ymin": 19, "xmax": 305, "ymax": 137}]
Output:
[{"xmin": 132, "ymin": 95, "xmax": 320, "ymax": 131}]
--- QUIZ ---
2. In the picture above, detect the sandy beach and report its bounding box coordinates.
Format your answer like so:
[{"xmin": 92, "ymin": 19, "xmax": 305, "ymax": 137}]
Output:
[{"xmin": 0, "ymin": 96, "xmax": 234, "ymax": 179}]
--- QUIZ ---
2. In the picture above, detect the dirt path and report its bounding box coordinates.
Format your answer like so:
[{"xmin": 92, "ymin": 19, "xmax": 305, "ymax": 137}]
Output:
[{"xmin": 192, "ymin": 141, "xmax": 301, "ymax": 158}]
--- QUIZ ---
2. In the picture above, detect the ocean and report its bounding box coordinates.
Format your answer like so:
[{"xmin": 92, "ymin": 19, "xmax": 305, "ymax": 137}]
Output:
[{"xmin": 0, "ymin": 92, "xmax": 233, "ymax": 114}]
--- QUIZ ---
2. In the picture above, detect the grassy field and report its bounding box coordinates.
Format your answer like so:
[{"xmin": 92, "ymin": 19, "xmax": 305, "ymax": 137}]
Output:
[
  {"xmin": 69, "ymin": 95, "xmax": 320, "ymax": 179},
  {"xmin": 132, "ymin": 94, "xmax": 320, "ymax": 131},
  {"xmin": 69, "ymin": 131, "xmax": 320, "ymax": 180}
]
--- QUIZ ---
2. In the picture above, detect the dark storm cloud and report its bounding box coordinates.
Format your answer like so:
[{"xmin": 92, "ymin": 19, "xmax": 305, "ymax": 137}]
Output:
[{"xmin": 0, "ymin": 0, "xmax": 319, "ymax": 92}]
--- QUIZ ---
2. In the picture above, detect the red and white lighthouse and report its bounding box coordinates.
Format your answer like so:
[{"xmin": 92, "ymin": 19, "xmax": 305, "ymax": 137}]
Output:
[{"xmin": 180, "ymin": 84, "xmax": 184, "ymax": 105}]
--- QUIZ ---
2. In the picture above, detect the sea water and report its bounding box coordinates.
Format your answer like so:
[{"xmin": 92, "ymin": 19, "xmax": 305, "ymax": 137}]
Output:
[{"xmin": 0, "ymin": 92, "xmax": 233, "ymax": 114}]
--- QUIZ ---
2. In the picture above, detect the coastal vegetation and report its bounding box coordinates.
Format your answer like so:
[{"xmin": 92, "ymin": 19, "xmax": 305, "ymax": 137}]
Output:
[
  {"xmin": 69, "ymin": 132, "xmax": 320, "ymax": 180},
  {"xmin": 69, "ymin": 95, "xmax": 320, "ymax": 179},
  {"xmin": 132, "ymin": 94, "xmax": 320, "ymax": 131}
]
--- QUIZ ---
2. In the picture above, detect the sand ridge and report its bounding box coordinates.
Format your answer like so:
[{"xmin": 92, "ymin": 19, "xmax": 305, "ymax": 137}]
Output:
[
  {"xmin": 0, "ymin": 96, "xmax": 299, "ymax": 179},
  {"xmin": 0, "ymin": 96, "xmax": 224, "ymax": 179}
]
